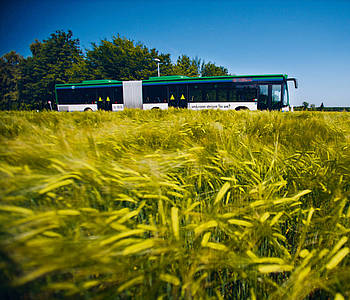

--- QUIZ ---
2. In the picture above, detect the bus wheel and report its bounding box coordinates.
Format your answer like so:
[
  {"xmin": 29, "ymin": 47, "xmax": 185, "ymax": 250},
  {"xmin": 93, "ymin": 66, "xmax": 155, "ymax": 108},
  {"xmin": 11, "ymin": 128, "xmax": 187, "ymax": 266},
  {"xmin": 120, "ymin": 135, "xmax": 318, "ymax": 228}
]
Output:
[
  {"xmin": 151, "ymin": 107, "xmax": 160, "ymax": 110},
  {"xmin": 235, "ymin": 106, "xmax": 248, "ymax": 111},
  {"xmin": 84, "ymin": 107, "xmax": 93, "ymax": 112}
]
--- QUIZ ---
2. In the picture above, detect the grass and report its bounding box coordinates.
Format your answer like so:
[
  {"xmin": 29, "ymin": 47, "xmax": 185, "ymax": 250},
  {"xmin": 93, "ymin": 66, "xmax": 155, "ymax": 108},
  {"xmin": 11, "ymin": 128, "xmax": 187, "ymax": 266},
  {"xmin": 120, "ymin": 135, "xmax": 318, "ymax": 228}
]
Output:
[{"xmin": 0, "ymin": 109, "xmax": 349, "ymax": 299}]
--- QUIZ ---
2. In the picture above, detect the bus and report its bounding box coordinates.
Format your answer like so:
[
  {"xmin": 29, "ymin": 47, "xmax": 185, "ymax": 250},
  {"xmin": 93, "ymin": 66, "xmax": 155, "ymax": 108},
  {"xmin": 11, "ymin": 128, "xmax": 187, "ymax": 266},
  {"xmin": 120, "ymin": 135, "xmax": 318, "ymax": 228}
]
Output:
[{"xmin": 55, "ymin": 74, "xmax": 298, "ymax": 112}]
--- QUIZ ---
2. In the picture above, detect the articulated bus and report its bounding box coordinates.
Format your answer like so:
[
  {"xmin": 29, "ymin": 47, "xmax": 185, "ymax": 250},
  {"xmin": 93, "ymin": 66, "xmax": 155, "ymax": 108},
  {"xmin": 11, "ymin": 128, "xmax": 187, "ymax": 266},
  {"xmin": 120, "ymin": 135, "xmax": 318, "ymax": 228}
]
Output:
[{"xmin": 55, "ymin": 74, "xmax": 298, "ymax": 112}]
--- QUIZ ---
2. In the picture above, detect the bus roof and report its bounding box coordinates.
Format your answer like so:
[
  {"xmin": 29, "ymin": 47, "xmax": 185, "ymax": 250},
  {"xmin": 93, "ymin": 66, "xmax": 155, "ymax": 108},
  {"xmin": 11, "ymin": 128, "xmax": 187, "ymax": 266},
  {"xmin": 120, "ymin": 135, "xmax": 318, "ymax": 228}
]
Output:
[
  {"xmin": 55, "ymin": 74, "xmax": 288, "ymax": 88},
  {"xmin": 143, "ymin": 74, "xmax": 288, "ymax": 84},
  {"xmin": 56, "ymin": 79, "xmax": 122, "ymax": 88}
]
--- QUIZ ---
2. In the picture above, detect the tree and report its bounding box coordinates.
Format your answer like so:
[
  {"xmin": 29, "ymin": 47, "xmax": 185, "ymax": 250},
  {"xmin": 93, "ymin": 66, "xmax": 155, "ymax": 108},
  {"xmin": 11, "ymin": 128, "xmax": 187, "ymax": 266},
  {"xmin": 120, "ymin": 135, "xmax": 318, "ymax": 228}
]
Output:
[
  {"xmin": 85, "ymin": 35, "xmax": 173, "ymax": 81},
  {"xmin": 302, "ymin": 101, "xmax": 309, "ymax": 110},
  {"xmin": 201, "ymin": 61, "xmax": 228, "ymax": 77},
  {"xmin": 65, "ymin": 59, "xmax": 94, "ymax": 83},
  {"xmin": 4, "ymin": 31, "xmax": 234, "ymax": 110},
  {"xmin": 0, "ymin": 51, "xmax": 23, "ymax": 110},
  {"xmin": 19, "ymin": 30, "xmax": 84, "ymax": 109},
  {"xmin": 172, "ymin": 55, "xmax": 200, "ymax": 77}
]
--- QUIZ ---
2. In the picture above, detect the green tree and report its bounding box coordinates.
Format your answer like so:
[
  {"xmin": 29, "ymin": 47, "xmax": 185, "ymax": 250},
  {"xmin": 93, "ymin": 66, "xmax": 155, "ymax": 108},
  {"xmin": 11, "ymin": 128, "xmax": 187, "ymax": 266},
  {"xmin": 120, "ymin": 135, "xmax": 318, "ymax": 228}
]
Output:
[
  {"xmin": 19, "ymin": 30, "xmax": 83, "ymax": 109},
  {"xmin": 85, "ymin": 35, "xmax": 173, "ymax": 81},
  {"xmin": 65, "ymin": 59, "xmax": 94, "ymax": 84},
  {"xmin": 11, "ymin": 31, "xmax": 233, "ymax": 110},
  {"xmin": 172, "ymin": 55, "xmax": 200, "ymax": 77},
  {"xmin": 201, "ymin": 61, "xmax": 228, "ymax": 77},
  {"xmin": 302, "ymin": 101, "xmax": 309, "ymax": 110},
  {"xmin": 0, "ymin": 51, "xmax": 23, "ymax": 110}
]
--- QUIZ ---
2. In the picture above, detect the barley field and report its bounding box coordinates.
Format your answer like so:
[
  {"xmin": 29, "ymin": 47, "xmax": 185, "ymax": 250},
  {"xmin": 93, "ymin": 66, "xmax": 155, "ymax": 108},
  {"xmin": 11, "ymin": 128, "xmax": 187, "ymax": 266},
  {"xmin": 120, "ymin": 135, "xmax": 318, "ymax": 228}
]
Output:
[{"xmin": 0, "ymin": 110, "xmax": 349, "ymax": 299}]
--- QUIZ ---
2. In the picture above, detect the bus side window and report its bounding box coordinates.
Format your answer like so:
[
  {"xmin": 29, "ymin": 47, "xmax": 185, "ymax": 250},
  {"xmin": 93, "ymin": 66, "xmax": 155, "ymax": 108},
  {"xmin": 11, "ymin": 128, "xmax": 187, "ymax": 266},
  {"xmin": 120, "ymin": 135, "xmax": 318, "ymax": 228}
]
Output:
[
  {"xmin": 216, "ymin": 83, "xmax": 228, "ymax": 102},
  {"xmin": 188, "ymin": 85, "xmax": 201, "ymax": 102},
  {"xmin": 81, "ymin": 88, "xmax": 97, "ymax": 104},
  {"xmin": 202, "ymin": 84, "xmax": 216, "ymax": 102},
  {"xmin": 144, "ymin": 86, "xmax": 167, "ymax": 103},
  {"xmin": 115, "ymin": 87, "xmax": 123, "ymax": 104},
  {"xmin": 234, "ymin": 85, "xmax": 257, "ymax": 102}
]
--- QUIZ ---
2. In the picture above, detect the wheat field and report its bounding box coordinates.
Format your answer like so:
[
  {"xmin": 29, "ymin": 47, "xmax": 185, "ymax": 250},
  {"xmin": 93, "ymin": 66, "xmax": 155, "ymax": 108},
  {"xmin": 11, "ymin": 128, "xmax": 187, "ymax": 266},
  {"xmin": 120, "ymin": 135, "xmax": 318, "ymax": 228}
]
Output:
[{"xmin": 0, "ymin": 110, "xmax": 349, "ymax": 299}]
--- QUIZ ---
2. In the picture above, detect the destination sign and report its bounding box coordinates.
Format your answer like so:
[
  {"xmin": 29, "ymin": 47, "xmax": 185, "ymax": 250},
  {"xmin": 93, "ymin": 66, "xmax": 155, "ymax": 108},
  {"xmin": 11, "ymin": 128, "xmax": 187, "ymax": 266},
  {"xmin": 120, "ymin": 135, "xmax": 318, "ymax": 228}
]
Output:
[{"xmin": 232, "ymin": 78, "xmax": 252, "ymax": 82}]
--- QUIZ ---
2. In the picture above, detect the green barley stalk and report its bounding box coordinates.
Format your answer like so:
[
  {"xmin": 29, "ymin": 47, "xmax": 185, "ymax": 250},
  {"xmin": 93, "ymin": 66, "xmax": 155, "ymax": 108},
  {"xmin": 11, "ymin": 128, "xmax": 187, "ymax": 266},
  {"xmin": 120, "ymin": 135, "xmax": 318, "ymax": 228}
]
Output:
[{"xmin": 0, "ymin": 110, "xmax": 349, "ymax": 299}]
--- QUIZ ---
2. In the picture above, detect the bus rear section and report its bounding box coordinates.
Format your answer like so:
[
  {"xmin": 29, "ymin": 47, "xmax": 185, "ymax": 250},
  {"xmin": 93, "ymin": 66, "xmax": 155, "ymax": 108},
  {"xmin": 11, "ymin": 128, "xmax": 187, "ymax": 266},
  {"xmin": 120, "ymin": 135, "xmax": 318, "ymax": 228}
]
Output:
[{"xmin": 55, "ymin": 80, "xmax": 124, "ymax": 112}]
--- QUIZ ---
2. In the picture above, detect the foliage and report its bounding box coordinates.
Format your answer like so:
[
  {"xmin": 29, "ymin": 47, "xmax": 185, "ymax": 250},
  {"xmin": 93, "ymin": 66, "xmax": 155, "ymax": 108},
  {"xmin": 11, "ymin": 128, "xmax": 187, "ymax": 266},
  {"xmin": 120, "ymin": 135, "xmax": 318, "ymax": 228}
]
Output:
[
  {"xmin": 293, "ymin": 106, "xmax": 350, "ymax": 112},
  {"xmin": 172, "ymin": 55, "xmax": 200, "ymax": 77},
  {"xmin": 302, "ymin": 101, "xmax": 309, "ymax": 110},
  {"xmin": 0, "ymin": 30, "xmax": 231, "ymax": 110},
  {"xmin": 171, "ymin": 57, "xmax": 229, "ymax": 77},
  {"xmin": 17, "ymin": 30, "xmax": 84, "ymax": 110},
  {"xmin": 85, "ymin": 35, "xmax": 173, "ymax": 81},
  {"xmin": 201, "ymin": 61, "xmax": 229, "ymax": 77},
  {"xmin": 0, "ymin": 110, "xmax": 349, "ymax": 299},
  {"xmin": 0, "ymin": 51, "xmax": 23, "ymax": 110}
]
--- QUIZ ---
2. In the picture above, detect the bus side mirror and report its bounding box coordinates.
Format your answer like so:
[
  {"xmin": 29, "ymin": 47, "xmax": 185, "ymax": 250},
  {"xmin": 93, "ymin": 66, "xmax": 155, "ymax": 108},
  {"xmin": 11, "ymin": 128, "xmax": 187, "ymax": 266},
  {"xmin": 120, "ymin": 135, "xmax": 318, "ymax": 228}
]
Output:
[{"xmin": 287, "ymin": 78, "xmax": 298, "ymax": 89}]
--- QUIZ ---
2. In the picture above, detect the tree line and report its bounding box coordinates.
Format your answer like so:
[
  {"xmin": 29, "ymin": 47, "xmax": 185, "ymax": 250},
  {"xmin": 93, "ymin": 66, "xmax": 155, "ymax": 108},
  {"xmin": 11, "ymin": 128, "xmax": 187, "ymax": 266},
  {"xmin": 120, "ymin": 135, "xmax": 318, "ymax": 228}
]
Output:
[{"xmin": 0, "ymin": 30, "xmax": 229, "ymax": 110}]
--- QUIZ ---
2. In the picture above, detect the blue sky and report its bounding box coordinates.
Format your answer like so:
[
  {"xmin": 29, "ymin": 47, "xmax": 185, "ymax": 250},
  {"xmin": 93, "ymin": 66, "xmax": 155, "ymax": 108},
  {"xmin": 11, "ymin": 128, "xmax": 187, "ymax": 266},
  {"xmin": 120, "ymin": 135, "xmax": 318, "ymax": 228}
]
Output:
[{"xmin": 1, "ymin": 0, "xmax": 350, "ymax": 106}]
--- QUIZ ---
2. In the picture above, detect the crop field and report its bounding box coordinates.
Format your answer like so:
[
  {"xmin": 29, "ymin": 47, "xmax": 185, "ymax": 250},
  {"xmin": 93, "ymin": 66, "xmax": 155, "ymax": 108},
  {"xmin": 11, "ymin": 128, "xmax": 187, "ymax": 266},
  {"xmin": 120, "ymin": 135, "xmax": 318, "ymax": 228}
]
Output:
[{"xmin": 0, "ymin": 110, "xmax": 349, "ymax": 299}]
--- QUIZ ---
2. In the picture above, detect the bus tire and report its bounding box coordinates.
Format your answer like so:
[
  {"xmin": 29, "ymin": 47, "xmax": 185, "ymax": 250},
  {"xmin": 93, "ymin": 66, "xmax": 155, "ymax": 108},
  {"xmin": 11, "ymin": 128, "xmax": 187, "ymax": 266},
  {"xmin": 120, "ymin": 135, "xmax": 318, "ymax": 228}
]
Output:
[
  {"xmin": 235, "ymin": 106, "xmax": 249, "ymax": 111},
  {"xmin": 151, "ymin": 107, "xmax": 160, "ymax": 110},
  {"xmin": 84, "ymin": 107, "xmax": 93, "ymax": 112}
]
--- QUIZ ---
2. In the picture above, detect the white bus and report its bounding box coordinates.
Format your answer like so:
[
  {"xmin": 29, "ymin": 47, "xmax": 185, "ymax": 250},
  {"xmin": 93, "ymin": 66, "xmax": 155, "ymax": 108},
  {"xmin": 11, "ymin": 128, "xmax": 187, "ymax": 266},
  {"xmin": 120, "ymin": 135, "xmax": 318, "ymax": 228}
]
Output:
[{"xmin": 55, "ymin": 74, "xmax": 297, "ymax": 112}]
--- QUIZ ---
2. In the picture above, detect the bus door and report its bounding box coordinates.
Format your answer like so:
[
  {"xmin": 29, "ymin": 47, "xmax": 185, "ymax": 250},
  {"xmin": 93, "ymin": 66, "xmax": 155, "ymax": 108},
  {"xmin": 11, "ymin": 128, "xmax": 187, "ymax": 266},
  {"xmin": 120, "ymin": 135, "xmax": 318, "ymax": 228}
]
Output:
[
  {"xmin": 271, "ymin": 84, "xmax": 282, "ymax": 110},
  {"xmin": 258, "ymin": 84, "xmax": 283, "ymax": 110},
  {"xmin": 168, "ymin": 85, "xmax": 188, "ymax": 108},
  {"xmin": 257, "ymin": 85, "xmax": 269, "ymax": 110},
  {"xmin": 97, "ymin": 88, "xmax": 113, "ymax": 111}
]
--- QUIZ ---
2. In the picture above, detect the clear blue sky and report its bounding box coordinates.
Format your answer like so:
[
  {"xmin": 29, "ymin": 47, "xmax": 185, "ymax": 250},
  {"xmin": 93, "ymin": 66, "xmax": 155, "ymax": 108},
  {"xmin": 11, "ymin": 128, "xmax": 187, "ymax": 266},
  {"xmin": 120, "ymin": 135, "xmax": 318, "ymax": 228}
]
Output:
[{"xmin": 1, "ymin": 0, "xmax": 350, "ymax": 106}]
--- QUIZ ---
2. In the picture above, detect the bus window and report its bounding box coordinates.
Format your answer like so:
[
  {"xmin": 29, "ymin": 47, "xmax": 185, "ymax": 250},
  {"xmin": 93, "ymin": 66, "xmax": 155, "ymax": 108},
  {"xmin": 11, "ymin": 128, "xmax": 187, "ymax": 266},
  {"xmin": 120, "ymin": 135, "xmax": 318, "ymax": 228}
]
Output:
[
  {"xmin": 57, "ymin": 88, "xmax": 85, "ymax": 104},
  {"xmin": 189, "ymin": 83, "xmax": 216, "ymax": 102},
  {"xmin": 56, "ymin": 89, "xmax": 71, "ymax": 104},
  {"xmin": 216, "ymin": 83, "xmax": 229, "ymax": 102},
  {"xmin": 189, "ymin": 83, "xmax": 258, "ymax": 103},
  {"xmin": 235, "ymin": 85, "xmax": 258, "ymax": 102},
  {"xmin": 282, "ymin": 84, "xmax": 288, "ymax": 106},
  {"xmin": 80, "ymin": 88, "xmax": 97, "ymax": 104},
  {"xmin": 143, "ymin": 85, "xmax": 167, "ymax": 103},
  {"xmin": 227, "ymin": 84, "xmax": 237, "ymax": 102},
  {"xmin": 272, "ymin": 85, "xmax": 281, "ymax": 108},
  {"xmin": 114, "ymin": 87, "xmax": 123, "ymax": 104},
  {"xmin": 202, "ymin": 84, "xmax": 216, "ymax": 102},
  {"xmin": 188, "ymin": 85, "xmax": 202, "ymax": 102}
]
